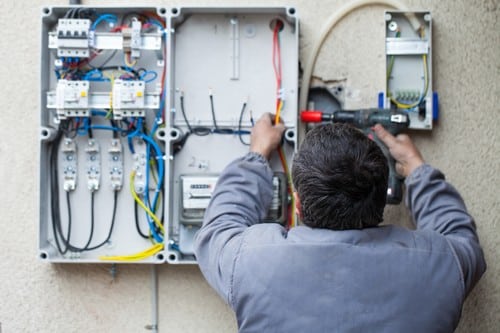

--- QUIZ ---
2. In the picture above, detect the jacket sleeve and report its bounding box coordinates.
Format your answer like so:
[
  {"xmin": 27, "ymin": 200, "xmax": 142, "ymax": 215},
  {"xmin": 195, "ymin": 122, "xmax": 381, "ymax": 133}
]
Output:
[
  {"xmin": 405, "ymin": 164, "xmax": 486, "ymax": 296},
  {"xmin": 193, "ymin": 152, "xmax": 273, "ymax": 306}
]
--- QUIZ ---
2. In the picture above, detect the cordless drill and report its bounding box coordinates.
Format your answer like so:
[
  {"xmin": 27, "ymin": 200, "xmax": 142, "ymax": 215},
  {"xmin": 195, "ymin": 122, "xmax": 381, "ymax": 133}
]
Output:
[{"xmin": 300, "ymin": 109, "xmax": 410, "ymax": 204}]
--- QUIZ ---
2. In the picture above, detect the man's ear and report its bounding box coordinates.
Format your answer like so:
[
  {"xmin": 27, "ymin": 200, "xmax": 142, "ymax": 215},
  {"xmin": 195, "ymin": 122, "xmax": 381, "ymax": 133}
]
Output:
[{"xmin": 293, "ymin": 192, "xmax": 302, "ymax": 220}]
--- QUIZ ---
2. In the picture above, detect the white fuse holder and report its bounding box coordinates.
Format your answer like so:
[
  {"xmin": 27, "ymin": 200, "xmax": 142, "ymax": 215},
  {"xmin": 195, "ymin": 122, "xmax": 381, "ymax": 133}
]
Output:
[
  {"xmin": 108, "ymin": 139, "xmax": 123, "ymax": 191},
  {"xmin": 85, "ymin": 139, "xmax": 101, "ymax": 192},
  {"xmin": 61, "ymin": 138, "xmax": 77, "ymax": 192},
  {"xmin": 132, "ymin": 137, "xmax": 147, "ymax": 195}
]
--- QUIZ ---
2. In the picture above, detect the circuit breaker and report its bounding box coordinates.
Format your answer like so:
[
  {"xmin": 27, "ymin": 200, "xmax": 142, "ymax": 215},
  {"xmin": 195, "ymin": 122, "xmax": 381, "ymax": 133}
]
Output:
[{"xmin": 39, "ymin": 6, "xmax": 299, "ymax": 264}]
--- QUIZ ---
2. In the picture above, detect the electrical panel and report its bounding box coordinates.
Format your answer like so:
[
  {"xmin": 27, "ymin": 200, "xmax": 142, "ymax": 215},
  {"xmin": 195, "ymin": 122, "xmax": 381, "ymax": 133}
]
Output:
[
  {"xmin": 166, "ymin": 7, "xmax": 298, "ymax": 263},
  {"xmin": 39, "ymin": 6, "xmax": 298, "ymax": 264},
  {"xmin": 382, "ymin": 11, "xmax": 434, "ymax": 130}
]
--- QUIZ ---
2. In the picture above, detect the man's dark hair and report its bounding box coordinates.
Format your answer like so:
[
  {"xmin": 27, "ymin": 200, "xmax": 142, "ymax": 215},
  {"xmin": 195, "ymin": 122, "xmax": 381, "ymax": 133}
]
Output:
[{"xmin": 292, "ymin": 123, "xmax": 388, "ymax": 230}]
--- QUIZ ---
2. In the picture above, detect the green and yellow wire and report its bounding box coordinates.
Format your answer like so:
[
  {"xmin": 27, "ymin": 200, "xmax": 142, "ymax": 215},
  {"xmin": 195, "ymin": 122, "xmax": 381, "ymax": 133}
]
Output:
[{"xmin": 387, "ymin": 27, "xmax": 429, "ymax": 109}]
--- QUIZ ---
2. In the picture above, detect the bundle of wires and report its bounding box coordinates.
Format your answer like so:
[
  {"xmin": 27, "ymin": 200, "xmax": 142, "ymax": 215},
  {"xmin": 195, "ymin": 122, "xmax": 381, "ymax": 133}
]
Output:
[
  {"xmin": 51, "ymin": 114, "xmax": 166, "ymax": 261},
  {"xmin": 272, "ymin": 20, "xmax": 295, "ymax": 229},
  {"xmin": 50, "ymin": 119, "xmax": 120, "ymax": 255},
  {"xmin": 50, "ymin": 10, "xmax": 167, "ymax": 261}
]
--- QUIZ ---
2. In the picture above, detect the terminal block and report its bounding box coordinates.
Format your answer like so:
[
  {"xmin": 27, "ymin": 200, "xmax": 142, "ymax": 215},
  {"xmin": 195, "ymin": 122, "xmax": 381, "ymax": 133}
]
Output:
[
  {"xmin": 132, "ymin": 137, "xmax": 148, "ymax": 195},
  {"xmin": 61, "ymin": 138, "xmax": 78, "ymax": 192},
  {"xmin": 108, "ymin": 139, "xmax": 124, "ymax": 191},
  {"xmin": 56, "ymin": 19, "xmax": 91, "ymax": 58},
  {"xmin": 85, "ymin": 139, "xmax": 101, "ymax": 192}
]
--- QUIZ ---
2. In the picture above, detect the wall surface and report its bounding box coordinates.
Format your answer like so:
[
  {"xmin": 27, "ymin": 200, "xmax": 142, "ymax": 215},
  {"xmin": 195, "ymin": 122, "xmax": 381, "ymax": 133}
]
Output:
[{"xmin": 0, "ymin": 0, "xmax": 498, "ymax": 332}]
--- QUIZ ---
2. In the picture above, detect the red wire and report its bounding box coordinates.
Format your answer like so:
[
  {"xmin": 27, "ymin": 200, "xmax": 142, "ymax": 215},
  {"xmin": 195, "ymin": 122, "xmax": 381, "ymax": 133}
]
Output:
[
  {"xmin": 272, "ymin": 21, "xmax": 295, "ymax": 228},
  {"xmin": 272, "ymin": 23, "xmax": 282, "ymax": 96}
]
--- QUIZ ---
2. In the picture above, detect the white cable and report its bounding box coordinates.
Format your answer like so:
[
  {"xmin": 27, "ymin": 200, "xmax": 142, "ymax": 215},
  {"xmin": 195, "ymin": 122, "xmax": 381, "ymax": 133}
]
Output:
[{"xmin": 299, "ymin": 0, "xmax": 421, "ymax": 111}]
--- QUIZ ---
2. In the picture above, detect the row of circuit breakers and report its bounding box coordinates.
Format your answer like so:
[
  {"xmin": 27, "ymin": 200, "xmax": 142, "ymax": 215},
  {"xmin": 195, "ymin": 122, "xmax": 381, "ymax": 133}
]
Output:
[{"xmin": 39, "ymin": 6, "xmax": 433, "ymax": 264}]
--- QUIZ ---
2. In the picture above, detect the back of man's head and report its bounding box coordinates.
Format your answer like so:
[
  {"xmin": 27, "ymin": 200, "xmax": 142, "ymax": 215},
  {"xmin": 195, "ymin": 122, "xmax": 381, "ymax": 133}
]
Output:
[{"xmin": 292, "ymin": 124, "xmax": 389, "ymax": 230}]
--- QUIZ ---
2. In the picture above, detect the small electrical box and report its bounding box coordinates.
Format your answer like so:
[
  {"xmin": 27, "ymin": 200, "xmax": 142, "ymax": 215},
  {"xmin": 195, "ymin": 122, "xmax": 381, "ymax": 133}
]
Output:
[{"xmin": 383, "ymin": 11, "xmax": 434, "ymax": 130}]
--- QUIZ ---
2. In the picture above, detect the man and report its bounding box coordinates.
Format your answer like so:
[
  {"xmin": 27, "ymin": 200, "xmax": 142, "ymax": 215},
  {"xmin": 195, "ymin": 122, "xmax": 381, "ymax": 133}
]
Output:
[{"xmin": 194, "ymin": 113, "xmax": 486, "ymax": 332}]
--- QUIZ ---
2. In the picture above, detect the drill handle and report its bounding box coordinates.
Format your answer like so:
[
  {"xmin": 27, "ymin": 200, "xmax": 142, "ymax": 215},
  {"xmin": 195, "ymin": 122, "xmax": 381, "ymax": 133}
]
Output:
[{"xmin": 370, "ymin": 130, "xmax": 404, "ymax": 205}]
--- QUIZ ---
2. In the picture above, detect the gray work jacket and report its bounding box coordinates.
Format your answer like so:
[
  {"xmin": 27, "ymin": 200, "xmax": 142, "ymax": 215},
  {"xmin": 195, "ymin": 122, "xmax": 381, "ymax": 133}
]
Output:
[{"xmin": 194, "ymin": 152, "xmax": 486, "ymax": 333}]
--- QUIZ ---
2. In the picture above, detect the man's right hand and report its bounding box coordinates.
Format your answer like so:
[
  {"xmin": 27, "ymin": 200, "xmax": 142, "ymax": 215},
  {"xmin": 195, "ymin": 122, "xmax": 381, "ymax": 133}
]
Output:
[
  {"xmin": 373, "ymin": 124, "xmax": 425, "ymax": 178},
  {"xmin": 250, "ymin": 113, "xmax": 285, "ymax": 160}
]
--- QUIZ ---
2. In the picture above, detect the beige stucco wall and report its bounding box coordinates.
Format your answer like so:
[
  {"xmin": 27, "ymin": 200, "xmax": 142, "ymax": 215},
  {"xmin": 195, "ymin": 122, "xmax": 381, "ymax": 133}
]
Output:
[{"xmin": 0, "ymin": 0, "xmax": 498, "ymax": 332}]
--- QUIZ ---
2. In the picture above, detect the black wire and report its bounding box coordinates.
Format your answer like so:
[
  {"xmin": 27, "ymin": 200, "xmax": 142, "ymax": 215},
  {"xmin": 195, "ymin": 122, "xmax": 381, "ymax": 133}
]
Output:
[
  {"xmin": 109, "ymin": 119, "xmax": 119, "ymax": 139},
  {"xmin": 179, "ymin": 95, "xmax": 193, "ymax": 133},
  {"xmin": 180, "ymin": 94, "xmax": 211, "ymax": 136},
  {"xmin": 192, "ymin": 127, "xmax": 212, "ymax": 136},
  {"xmin": 87, "ymin": 118, "xmax": 93, "ymax": 139},
  {"xmin": 85, "ymin": 191, "xmax": 119, "ymax": 251},
  {"xmin": 238, "ymin": 102, "xmax": 250, "ymax": 146},
  {"xmin": 177, "ymin": 94, "xmax": 251, "ymax": 153},
  {"xmin": 81, "ymin": 191, "xmax": 96, "ymax": 250},
  {"xmin": 209, "ymin": 94, "xmax": 219, "ymax": 130},
  {"xmin": 56, "ymin": 190, "xmax": 93, "ymax": 253},
  {"xmin": 65, "ymin": 191, "xmax": 73, "ymax": 249},
  {"xmin": 209, "ymin": 94, "xmax": 239, "ymax": 135},
  {"xmin": 50, "ymin": 128, "xmax": 70, "ymax": 255},
  {"xmin": 48, "ymin": 121, "xmax": 110, "ymax": 254},
  {"xmin": 134, "ymin": 201, "xmax": 150, "ymax": 239}
]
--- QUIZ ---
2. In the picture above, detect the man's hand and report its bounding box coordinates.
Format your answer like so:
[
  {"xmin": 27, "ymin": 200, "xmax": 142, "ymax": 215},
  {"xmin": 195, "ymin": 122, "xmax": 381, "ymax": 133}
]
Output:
[
  {"xmin": 250, "ymin": 113, "xmax": 285, "ymax": 160},
  {"xmin": 373, "ymin": 124, "xmax": 425, "ymax": 178}
]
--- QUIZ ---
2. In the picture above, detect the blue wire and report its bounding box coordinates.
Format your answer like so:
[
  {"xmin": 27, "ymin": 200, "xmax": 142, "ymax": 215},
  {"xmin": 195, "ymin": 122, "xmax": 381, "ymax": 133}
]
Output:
[
  {"xmin": 91, "ymin": 110, "xmax": 108, "ymax": 117},
  {"xmin": 83, "ymin": 69, "xmax": 107, "ymax": 81},
  {"xmin": 139, "ymin": 133, "xmax": 164, "ymax": 211},
  {"xmin": 91, "ymin": 14, "xmax": 118, "ymax": 31},
  {"xmin": 147, "ymin": 19, "xmax": 165, "ymax": 32},
  {"xmin": 127, "ymin": 118, "xmax": 164, "ymax": 243},
  {"xmin": 139, "ymin": 70, "xmax": 158, "ymax": 83},
  {"xmin": 90, "ymin": 125, "xmax": 124, "ymax": 132}
]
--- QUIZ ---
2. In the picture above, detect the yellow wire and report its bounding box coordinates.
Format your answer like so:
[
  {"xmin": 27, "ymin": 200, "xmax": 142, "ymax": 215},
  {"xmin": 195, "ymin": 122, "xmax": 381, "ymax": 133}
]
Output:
[
  {"xmin": 99, "ymin": 243, "xmax": 164, "ymax": 261},
  {"xmin": 274, "ymin": 100, "xmax": 295, "ymax": 228},
  {"xmin": 124, "ymin": 52, "xmax": 137, "ymax": 67},
  {"xmin": 387, "ymin": 27, "xmax": 429, "ymax": 109},
  {"xmin": 274, "ymin": 100, "xmax": 284, "ymax": 124},
  {"xmin": 130, "ymin": 171, "xmax": 165, "ymax": 233},
  {"xmin": 278, "ymin": 146, "xmax": 295, "ymax": 228},
  {"xmin": 389, "ymin": 53, "xmax": 428, "ymax": 109}
]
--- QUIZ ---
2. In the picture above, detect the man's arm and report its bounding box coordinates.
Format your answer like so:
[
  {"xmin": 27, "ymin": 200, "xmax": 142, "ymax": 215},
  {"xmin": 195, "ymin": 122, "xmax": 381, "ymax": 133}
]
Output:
[
  {"xmin": 374, "ymin": 125, "xmax": 486, "ymax": 296},
  {"xmin": 194, "ymin": 113, "xmax": 285, "ymax": 305}
]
